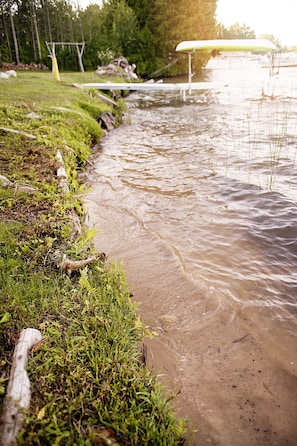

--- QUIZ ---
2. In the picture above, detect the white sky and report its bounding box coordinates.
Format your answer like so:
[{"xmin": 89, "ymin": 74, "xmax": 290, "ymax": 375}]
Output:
[{"xmin": 216, "ymin": 0, "xmax": 297, "ymax": 45}]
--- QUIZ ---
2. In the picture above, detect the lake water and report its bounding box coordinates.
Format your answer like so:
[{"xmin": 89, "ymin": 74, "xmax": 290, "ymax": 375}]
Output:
[{"xmin": 85, "ymin": 57, "xmax": 297, "ymax": 445}]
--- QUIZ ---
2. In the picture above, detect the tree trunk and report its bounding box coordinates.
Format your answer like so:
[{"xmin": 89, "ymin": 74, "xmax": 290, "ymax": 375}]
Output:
[
  {"xmin": 42, "ymin": 0, "xmax": 53, "ymax": 42},
  {"xmin": 8, "ymin": 0, "xmax": 20, "ymax": 64},
  {"xmin": 31, "ymin": 0, "xmax": 42, "ymax": 61},
  {"xmin": 30, "ymin": 0, "xmax": 37, "ymax": 60}
]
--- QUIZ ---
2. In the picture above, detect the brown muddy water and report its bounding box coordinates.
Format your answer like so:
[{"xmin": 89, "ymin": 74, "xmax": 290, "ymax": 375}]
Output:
[{"xmin": 85, "ymin": 57, "xmax": 297, "ymax": 445}]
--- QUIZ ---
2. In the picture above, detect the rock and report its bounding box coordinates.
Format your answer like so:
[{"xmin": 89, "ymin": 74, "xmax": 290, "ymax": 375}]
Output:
[
  {"xmin": 26, "ymin": 112, "xmax": 42, "ymax": 119},
  {"xmin": 6, "ymin": 70, "xmax": 17, "ymax": 77},
  {"xmin": 98, "ymin": 112, "xmax": 116, "ymax": 132},
  {"xmin": 0, "ymin": 72, "xmax": 10, "ymax": 79},
  {"xmin": 159, "ymin": 314, "xmax": 178, "ymax": 332}
]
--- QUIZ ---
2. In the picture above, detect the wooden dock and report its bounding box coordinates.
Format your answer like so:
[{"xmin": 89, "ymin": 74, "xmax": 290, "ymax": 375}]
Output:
[{"xmin": 81, "ymin": 81, "xmax": 222, "ymax": 101}]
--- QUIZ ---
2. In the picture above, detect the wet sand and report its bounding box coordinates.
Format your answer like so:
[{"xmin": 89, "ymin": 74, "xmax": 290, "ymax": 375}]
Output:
[{"xmin": 125, "ymin": 260, "xmax": 297, "ymax": 445}]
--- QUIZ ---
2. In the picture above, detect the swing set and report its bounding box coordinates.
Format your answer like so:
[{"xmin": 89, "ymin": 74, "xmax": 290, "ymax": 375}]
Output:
[{"xmin": 46, "ymin": 41, "xmax": 85, "ymax": 81}]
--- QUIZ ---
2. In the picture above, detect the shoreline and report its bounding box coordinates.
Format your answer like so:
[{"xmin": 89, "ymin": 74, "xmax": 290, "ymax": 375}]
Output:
[{"xmin": 0, "ymin": 72, "xmax": 187, "ymax": 445}]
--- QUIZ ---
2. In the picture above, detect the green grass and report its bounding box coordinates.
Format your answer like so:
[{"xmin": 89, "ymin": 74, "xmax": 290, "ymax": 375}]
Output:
[{"xmin": 0, "ymin": 71, "xmax": 187, "ymax": 445}]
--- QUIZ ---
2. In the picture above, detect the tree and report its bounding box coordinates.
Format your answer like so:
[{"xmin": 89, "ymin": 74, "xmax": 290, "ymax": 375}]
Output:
[
  {"xmin": 7, "ymin": 0, "xmax": 20, "ymax": 64},
  {"xmin": 258, "ymin": 33, "xmax": 280, "ymax": 49},
  {"xmin": 123, "ymin": 0, "xmax": 157, "ymax": 74},
  {"xmin": 40, "ymin": 0, "xmax": 53, "ymax": 42},
  {"xmin": 100, "ymin": 0, "xmax": 138, "ymax": 57},
  {"xmin": 217, "ymin": 22, "xmax": 255, "ymax": 39},
  {"xmin": 16, "ymin": 0, "xmax": 42, "ymax": 63},
  {"xmin": 0, "ymin": 0, "xmax": 219, "ymax": 75},
  {"xmin": 126, "ymin": 0, "xmax": 218, "ymax": 76},
  {"xmin": 0, "ymin": 0, "xmax": 13, "ymax": 62}
]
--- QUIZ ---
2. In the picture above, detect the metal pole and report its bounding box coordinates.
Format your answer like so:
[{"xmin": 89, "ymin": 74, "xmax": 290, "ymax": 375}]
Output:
[
  {"xmin": 76, "ymin": 43, "xmax": 85, "ymax": 72},
  {"xmin": 51, "ymin": 43, "xmax": 60, "ymax": 82},
  {"xmin": 188, "ymin": 52, "xmax": 192, "ymax": 95}
]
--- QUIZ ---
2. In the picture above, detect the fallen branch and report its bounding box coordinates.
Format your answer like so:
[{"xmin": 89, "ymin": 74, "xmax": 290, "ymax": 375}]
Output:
[
  {"xmin": 0, "ymin": 127, "xmax": 36, "ymax": 140},
  {"xmin": 52, "ymin": 251, "xmax": 106, "ymax": 275},
  {"xmin": 0, "ymin": 175, "xmax": 13, "ymax": 187},
  {"xmin": 0, "ymin": 175, "xmax": 36, "ymax": 194},
  {"xmin": 0, "ymin": 328, "xmax": 42, "ymax": 446},
  {"xmin": 96, "ymin": 92, "xmax": 118, "ymax": 108}
]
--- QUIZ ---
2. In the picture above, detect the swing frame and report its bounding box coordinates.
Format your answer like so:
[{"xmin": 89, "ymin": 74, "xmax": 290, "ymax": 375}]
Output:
[{"xmin": 45, "ymin": 41, "xmax": 85, "ymax": 72}]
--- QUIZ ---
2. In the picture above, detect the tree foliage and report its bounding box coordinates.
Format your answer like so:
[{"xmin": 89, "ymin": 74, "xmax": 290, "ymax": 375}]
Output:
[
  {"xmin": 216, "ymin": 23, "xmax": 281, "ymax": 50},
  {"xmin": 258, "ymin": 33, "xmax": 281, "ymax": 48},
  {"xmin": 0, "ymin": 0, "xmax": 218, "ymax": 76},
  {"xmin": 217, "ymin": 22, "xmax": 256, "ymax": 39},
  {"xmin": 126, "ymin": 0, "xmax": 218, "ymax": 75}
]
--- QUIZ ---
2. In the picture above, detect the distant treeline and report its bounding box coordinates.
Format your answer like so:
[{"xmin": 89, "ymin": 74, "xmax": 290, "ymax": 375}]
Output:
[{"xmin": 0, "ymin": 0, "xmax": 267, "ymax": 77}]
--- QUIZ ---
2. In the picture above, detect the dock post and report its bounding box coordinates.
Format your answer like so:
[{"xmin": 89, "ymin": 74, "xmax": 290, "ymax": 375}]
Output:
[{"xmin": 188, "ymin": 52, "xmax": 192, "ymax": 95}]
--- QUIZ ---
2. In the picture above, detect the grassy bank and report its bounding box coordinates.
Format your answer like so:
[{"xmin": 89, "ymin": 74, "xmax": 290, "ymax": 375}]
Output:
[{"xmin": 0, "ymin": 71, "xmax": 186, "ymax": 445}]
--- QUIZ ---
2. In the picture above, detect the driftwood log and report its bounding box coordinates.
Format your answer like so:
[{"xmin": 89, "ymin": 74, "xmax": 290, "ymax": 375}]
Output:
[
  {"xmin": 96, "ymin": 56, "xmax": 138, "ymax": 81},
  {"xmin": 61, "ymin": 253, "xmax": 97, "ymax": 275},
  {"xmin": 0, "ymin": 328, "xmax": 42, "ymax": 446},
  {"xmin": 52, "ymin": 251, "xmax": 105, "ymax": 275}
]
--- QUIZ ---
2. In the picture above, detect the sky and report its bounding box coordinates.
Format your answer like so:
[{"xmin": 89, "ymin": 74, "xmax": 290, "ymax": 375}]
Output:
[{"xmin": 216, "ymin": 0, "xmax": 297, "ymax": 45}]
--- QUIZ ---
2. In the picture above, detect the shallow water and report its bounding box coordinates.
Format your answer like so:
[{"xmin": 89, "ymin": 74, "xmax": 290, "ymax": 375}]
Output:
[{"xmin": 85, "ymin": 57, "xmax": 297, "ymax": 445}]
